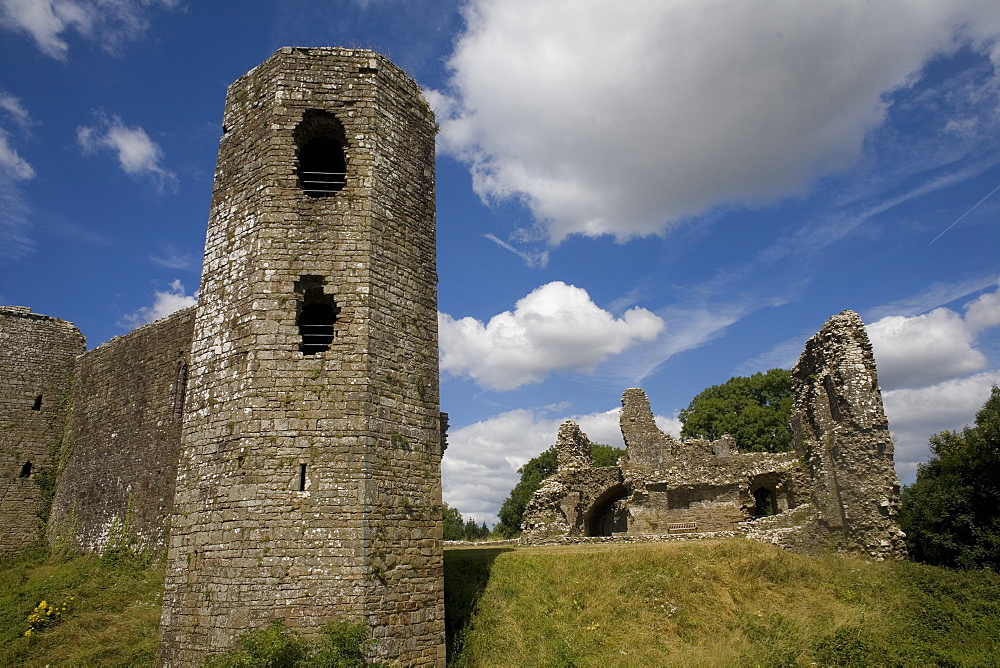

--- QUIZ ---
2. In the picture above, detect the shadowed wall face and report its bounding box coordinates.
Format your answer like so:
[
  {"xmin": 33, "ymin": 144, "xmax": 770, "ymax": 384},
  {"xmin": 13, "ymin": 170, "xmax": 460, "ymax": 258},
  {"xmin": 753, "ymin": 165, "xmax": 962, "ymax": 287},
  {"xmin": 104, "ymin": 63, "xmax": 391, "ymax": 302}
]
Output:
[
  {"xmin": 47, "ymin": 307, "xmax": 195, "ymax": 553},
  {"xmin": 0, "ymin": 307, "xmax": 84, "ymax": 554},
  {"xmin": 158, "ymin": 48, "xmax": 444, "ymax": 666}
]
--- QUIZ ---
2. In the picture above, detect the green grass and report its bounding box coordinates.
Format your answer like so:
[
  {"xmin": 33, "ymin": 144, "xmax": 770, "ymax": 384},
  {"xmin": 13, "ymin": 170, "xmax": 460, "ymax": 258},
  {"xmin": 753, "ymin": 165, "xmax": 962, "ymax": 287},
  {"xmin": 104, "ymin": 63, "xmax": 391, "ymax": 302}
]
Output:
[
  {"xmin": 0, "ymin": 547, "xmax": 163, "ymax": 667},
  {"xmin": 3, "ymin": 539, "xmax": 1000, "ymax": 666},
  {"xmin": 445, "ymin": 539, "xmax": 1000, "ymax": 666}
]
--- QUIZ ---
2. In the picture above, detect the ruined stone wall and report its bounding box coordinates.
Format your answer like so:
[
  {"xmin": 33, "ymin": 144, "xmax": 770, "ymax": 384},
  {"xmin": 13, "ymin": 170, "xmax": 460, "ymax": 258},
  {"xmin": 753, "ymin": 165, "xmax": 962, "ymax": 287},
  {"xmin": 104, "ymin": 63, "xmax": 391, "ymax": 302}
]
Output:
[
  {"xmin": 159, "ymin": 48, "xmax": 443, "ymax": 666},
  {"xmin": 791, "ymin": 310, "xmax": 906, "ymax": 560},
  {"xmin": 47, "ymin": 307, "xmax": 195, "ymax": 552},
  {"xmin": 0, "ymin": 307, "xmax": 84, "ymax": 553}
]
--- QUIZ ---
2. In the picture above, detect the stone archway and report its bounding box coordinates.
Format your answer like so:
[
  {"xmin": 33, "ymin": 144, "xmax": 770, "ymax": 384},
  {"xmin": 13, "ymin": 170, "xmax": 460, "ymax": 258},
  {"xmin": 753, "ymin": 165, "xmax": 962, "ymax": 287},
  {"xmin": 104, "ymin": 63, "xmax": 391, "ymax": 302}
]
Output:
[{"xmin": 584, "ymin": 484, "xmax": 629, "ymax": 536}]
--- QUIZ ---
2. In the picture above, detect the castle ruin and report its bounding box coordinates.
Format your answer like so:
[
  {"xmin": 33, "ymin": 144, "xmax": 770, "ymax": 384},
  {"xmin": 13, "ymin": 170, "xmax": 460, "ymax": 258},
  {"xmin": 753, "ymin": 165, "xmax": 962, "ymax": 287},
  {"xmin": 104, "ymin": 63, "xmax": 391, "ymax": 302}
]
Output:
[
  {"xmin": 1, "ymin": 48, "xmax": 445, "ymax": 665},
  {"xmin": 522, "ymin": 310, "xmax": 907, "ymax": 560},
  {"xmin": 1, "ymin": 46, "xmax": 909, "ymax": 666}
]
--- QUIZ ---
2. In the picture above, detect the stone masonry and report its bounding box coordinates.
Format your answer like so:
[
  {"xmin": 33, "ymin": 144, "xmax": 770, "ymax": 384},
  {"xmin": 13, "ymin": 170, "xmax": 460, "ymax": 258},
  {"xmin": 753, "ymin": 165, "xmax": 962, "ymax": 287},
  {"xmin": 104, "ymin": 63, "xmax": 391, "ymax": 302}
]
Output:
[
  {"xmin": 47, "ymin": 306, "xmax": 195, "ymax": 553},
  {"xmin": 157, "ymin": 48, "xmax": 444, "ymax": 665},
  {"xmin": 0, "ymin": 307, "xmax": 84, "ymax": 553},
  {"xmin": 524, "ymin": 311, "xmax": 905, "ymax": 560},
  {"xmin": 791, "ymin": 310, "xmax": 906, "ymax": 559}
]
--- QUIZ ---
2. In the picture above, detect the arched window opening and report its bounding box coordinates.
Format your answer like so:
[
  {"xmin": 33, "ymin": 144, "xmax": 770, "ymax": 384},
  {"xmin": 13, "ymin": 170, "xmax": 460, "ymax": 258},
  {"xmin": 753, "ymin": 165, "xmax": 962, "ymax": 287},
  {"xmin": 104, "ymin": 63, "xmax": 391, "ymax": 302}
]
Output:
[
  {"xmin": 585, "ymin": 485, "xmax": 629, "ymax": 537},
  {"xmin": 32, "ymin": 395, "xmax": 42, "ymax": 411},
  {"xmin": 753, "ymin": 487, "xmax": 777, "ymax": 518},
  {"xmin": 295, "ymin": 109, "xmax": 347, "ymax": 197},
  {"xmin": 295, "ymin": 275, "xmax": 340, "ymax": 355},
  {"xmin": 19, "ymin": 461, "xmax": 32, "ymax": 478}
]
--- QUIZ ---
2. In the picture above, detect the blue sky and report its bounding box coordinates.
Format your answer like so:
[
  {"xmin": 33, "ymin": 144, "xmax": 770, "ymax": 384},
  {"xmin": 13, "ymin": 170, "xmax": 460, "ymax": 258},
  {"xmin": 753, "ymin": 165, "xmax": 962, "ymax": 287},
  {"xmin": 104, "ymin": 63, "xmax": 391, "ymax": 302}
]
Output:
[{"xmin": 2, "ymin": 1, "xmax": 1000, "ymax": 524}]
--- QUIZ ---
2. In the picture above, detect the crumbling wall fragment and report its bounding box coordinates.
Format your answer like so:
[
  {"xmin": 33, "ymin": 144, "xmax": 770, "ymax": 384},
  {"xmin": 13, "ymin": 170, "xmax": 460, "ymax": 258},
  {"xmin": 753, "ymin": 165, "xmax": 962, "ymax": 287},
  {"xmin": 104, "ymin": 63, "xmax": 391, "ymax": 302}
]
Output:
[
  {"xmin": 620, "ymin": 388, "xmax": 681, "ymax": 469},
  {"xmin": 790, "ymin": 310, "xmax": 906, "ymax": 560},
  {"xmin": 556, "ymin": 420, "xmax": 592, "ymax": 470}
]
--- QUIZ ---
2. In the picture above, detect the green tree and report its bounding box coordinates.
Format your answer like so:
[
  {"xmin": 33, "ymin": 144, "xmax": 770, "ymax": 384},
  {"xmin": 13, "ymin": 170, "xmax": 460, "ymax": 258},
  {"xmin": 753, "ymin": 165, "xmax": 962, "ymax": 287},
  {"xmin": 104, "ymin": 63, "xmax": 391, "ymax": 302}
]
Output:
[
  {"xmin": 442, "ymin": 503, "xmax": 466, "ymax": 541},
  {"xmin": 899, "ymin": 386, "xmax": 1000, "ymax": 570},
  {"xmin": 495, "ymin": 442, "xmax": 624, "ymax": 536},
  {"xmin": 679, "ymin": 368, "xmax": 793, "ymax": 452}
]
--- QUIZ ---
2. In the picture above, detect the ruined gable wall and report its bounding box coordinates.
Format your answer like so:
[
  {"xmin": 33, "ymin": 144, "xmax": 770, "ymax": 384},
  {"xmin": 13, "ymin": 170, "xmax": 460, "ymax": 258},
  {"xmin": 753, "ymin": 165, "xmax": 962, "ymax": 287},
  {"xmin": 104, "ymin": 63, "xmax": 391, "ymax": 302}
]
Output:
[
  {"xmin": 0, "ymin": 307, "xmax": 84, "ymax": 553},
  {"xmin": 791, "ymin": 310, "xmax": 906, "ymax": 560},
  {"xmin": 48, "ymin": 306, "xmax": 195, "ymax": 553}
]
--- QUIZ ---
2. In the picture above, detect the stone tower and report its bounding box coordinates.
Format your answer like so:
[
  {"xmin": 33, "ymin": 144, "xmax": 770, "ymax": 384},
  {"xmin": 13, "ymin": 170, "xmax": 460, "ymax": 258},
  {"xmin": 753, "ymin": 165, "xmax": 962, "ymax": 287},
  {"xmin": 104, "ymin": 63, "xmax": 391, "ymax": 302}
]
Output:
[
  {"xmin": 0, "ymin": 307, "xmax": 84, "ymax": 553},
  {"xmin": 158, "ymin": 48, "xmax": 444, "ymax": 665},
  {"xmin": 791, "ymin": 310, "xmax": 906, "ymax": 560}
]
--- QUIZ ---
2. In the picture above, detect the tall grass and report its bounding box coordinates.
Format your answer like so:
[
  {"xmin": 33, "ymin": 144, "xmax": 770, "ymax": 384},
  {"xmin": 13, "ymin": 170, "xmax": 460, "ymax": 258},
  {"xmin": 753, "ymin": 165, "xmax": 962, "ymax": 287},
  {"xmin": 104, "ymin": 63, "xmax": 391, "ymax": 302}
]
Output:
[
  {"xmin": 447, "ymin": 539, "xmax": 1000, "ymax": 666},
  {"xmin": 0, "ymin": 547, "xmax": 163, "ymax": 666},
  {"xmin": 3, "ymin": 539, "xmax": 999, "ymax": 666}
]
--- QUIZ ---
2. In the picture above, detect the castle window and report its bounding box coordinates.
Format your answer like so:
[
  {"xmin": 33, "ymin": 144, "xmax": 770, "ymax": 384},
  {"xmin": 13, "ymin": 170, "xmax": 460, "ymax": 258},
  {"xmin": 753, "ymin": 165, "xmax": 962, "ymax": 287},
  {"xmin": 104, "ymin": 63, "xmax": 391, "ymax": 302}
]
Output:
[
  {"xmin": 19, "ymin": 461, "xmax": 32, "ymax": 478},
  {"xmin": 32, "ymin": 395, "xmax": 42, "ymax": 411},
  {"xmin": 295, "ymin": 109, "xmax": 347, "ymax": 197},
  {"xmin": 294, "ymin": 275, "xmax": 340, "ymax": 355},
  {"xmin": 299, "ymin": 464, "xmax": 307, "ymax": 491},
  {"xmin": 173, "ymin": 362, "xmax": 188, "ymax": 421}
]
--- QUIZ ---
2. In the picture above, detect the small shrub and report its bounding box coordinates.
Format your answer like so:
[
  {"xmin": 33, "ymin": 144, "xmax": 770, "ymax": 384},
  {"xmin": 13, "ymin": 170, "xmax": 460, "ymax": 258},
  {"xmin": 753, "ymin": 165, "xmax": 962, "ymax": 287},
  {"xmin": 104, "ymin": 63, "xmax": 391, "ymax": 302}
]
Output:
[{"xmin": 204, "ymin": 618, "xmax": 375, "ymax": 667}]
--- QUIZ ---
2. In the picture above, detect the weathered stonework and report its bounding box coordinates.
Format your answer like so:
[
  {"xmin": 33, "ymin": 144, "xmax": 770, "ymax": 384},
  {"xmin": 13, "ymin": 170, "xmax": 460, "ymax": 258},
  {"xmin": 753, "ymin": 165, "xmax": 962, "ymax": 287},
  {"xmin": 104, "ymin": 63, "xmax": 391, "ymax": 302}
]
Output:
[
  {"xmin": 47, "ymin": 307, "xmax": 195, "ymax": 553},
  {"xmin": 523, "ymin": 311, "xmax": 906, "ymax": 560},
  {"xmin": 157, "ymin": 48, "xmax": 444, "ymax": 665},
  {"xmin": 791, "ymin": 310, "xmax": 906, "ymax": 560},
  {"xmin": 0, "ymin": 307, "xmax": 84, "ymax": 553}
]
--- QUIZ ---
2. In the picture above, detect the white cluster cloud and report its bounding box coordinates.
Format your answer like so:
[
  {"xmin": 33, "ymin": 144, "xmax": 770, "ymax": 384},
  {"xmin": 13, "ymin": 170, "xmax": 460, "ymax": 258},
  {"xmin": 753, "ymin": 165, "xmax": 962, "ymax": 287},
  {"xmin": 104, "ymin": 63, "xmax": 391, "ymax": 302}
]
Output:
[
  {"xmin": 443, "ymin": 405, "xmax": 680, "ymax": 524},
  {"xmin": 77, "ymin": 112, "xmax": 176, "ymax": 190},
  {"xmin": 0, "ymin": 0, "xmax": 176, "ymax": 60},
  {"xmin": 119, "ymin": 279, "xmax": 196, "ymax": 329},
  {"xmin": 866, "ymin": 280, "xmax": 1000, "ymax": 480},
  {"xmin": 433, "ymin": 0, "xmax": 1000, "ymax": 242},
  {"xmin": 439, "ymin": 281, "xmax": 664, "ymax": 391}
]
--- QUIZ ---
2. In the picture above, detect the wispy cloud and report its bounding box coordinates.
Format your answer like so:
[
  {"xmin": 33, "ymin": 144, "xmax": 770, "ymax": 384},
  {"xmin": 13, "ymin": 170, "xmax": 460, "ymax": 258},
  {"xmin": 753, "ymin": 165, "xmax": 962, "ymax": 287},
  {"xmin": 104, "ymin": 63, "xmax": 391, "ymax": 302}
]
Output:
[
  {"xmin": 150, "ymin": 244, "xmax": 197, "ymax": 270},
  {"xmin": 0, "ymin": 89, "xmax": 34, "ymax": 261},
  {"xmin": 77, "ymin": 111, "xmax": 177, "ymax": 192},
  {"xmin": 483, "ymin": 233, "xmax": 549, "ymax": 267},
  {"xmin": 0, "ymin": 0, "xmax": 177, "ymax": 60}
]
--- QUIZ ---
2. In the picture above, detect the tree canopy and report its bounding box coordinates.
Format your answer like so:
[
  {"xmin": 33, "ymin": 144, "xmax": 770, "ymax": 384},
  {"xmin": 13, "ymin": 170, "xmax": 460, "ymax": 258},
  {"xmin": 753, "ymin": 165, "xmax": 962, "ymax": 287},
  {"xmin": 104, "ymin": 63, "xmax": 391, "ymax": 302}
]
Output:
[
  {"xmin": 678, "ymin": 368, "xmax": 794, "ymax": 452},
  {"xmin": 899, "ymin": 386, "xmax": 1000, "ymax": 570},
  {"xmin": 442, "ymin": 503, "xmax": 490, "ymax": 541},
  {"xmin": 496, "ymin": 442, "xmax": 624, "ymax": 536}
]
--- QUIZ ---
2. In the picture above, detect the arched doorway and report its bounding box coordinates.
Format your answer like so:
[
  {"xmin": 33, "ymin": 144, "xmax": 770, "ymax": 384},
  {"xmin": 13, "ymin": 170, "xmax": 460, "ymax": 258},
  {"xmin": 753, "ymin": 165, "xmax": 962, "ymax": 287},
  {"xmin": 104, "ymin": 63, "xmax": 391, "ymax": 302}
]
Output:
[
  {"xmin": 584, "ymin": 484, "xmax": 629, "ymax": 536},
  {"xmin": 753, "ymin": 486, "xmax": 777, "ymax": 518}
]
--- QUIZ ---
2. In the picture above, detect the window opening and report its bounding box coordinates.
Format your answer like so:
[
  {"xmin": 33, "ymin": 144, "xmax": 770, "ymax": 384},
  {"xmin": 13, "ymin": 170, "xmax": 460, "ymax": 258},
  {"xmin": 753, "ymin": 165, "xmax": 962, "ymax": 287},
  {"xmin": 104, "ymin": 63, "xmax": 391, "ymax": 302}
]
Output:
[
  {"xmin": 753, "ymin": 487, "xmax": 777, "ymax": 518},
  {"xmin": 172, "ymin": 361, "xmax": 188, "ymax": 421},
  {"xmin": 294, "ymin": 275, "xmax": 340, "ymax": 355},
  {"xmin": 19, "ymin": 461, "xmax": 32, "ymax": 478},
  {"xmin": 299, "ymin": 464, "xmax": 307, "ymax": 491},
  {"xmin": 32, "ymin": 395, "xmax": 42, "ymax": 411},
  {"xmin": 295, "ymin": 109, "xmax": 348, "ymax": 197}
]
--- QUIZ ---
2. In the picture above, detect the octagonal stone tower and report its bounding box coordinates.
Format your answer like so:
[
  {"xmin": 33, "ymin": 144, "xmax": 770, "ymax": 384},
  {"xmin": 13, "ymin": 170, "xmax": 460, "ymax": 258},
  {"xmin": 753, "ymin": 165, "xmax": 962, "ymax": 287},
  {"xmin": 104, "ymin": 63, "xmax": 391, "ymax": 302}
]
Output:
[{"xmin": 158, "ymin": 48, "xmax": 444, "ymax": 665}]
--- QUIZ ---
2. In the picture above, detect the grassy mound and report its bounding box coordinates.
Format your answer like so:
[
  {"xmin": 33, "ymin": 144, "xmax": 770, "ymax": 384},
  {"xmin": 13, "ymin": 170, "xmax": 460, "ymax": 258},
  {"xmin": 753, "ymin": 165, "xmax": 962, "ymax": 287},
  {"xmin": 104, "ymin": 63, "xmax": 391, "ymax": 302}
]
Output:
[{"xmin": 445, "ymin": 539, "xmax": 1000, "ymax": 666}]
